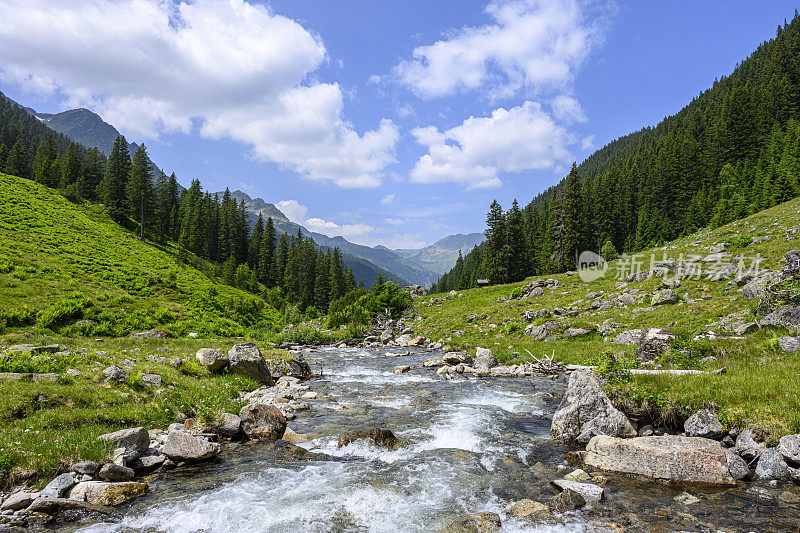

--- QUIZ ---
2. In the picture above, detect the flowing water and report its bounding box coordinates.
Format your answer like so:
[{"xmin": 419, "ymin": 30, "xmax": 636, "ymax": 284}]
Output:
[{"xmin": 71, "ymin": 347, "xmax": 800, "ymax": 532}]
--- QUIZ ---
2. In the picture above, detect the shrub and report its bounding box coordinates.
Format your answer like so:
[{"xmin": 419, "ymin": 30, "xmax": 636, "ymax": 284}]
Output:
[
  {"xmin": 730, "ymin": 235, "xmax": 753, "ymax": 249},
  {"xmin": 505, "ymin": 323, "xmax": 521, "ymax": 335},
  {"xmin": 597, "ymin": 350, "xmax": 632, "ymax": 384},
  {"xmin": 601, "ymin": 239, "xmax": 618, "ymax": 261},
  {"xmin": 38, "ymin": 293, "xmax": 91, "ymax": 330},
  {"xmin": 509, "ymin": 287, "xmax": 524, "ymax": 299},
  {"xmin": 0, "ymin": 305, "xmax": 36, "ymax": 327},
  {"xmin": 327, "ymin": 278, "xmax": 411, "ymax": 329}
]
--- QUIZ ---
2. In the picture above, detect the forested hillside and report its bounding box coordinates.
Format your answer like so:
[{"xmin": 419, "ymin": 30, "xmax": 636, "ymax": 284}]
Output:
[{"xmin": 433, "ymin": 12, "xmax": 800, "ymax": 293}]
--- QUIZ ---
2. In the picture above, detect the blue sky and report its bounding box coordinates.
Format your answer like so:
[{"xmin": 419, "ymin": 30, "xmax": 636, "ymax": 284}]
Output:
[{"xmin": 0, "ymin": 0, "xmax": 797, "ymax": 249}]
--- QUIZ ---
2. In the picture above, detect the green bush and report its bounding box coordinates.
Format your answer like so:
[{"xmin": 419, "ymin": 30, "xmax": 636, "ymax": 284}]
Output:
[
  {"xmin": 0, "ymin": 305, "xmax": 36, "ymax": 327},
  {"xmin": 600, "ymin": 239, "xmax": 618, "ymax": 261},
  {"xmin": 509, "ymin": 287, "xmax": 524, "ymax": 299},
  {"xmin": 327, "ymin": 278, "xmax": 411, "ymax": 329},
  {"xmin": 597, "ymin": 350, "xmax": 632, "ymax": 384},
  {"xmin": 729, "ymin": 235, "xmax": 753, "ymax": 249}
]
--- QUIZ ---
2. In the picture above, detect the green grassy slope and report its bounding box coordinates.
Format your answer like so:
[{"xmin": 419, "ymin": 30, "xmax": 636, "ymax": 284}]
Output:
[
  {"xmin": 415, "ymin": 197, "xmax": 800, "ymax": 435},
  {"xmin": 0, "ymin": 172, "xmax": 280, "ymax": 337}
]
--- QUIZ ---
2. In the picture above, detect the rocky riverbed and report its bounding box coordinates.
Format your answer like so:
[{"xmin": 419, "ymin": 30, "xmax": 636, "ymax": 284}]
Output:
[{"xmin": 27, "ymin": 346, "xmax": 800, "ymax": 532}]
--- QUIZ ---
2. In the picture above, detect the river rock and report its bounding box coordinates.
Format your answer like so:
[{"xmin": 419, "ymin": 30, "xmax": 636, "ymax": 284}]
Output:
[
  {"xmin": 69, "ymin": 481, "xmax": 148, "ymax": 506},
  {"xmin": 215, "ymin": 412, "xmax": 242, "ymax": 438},
  {"xmin": 265, "ymin": 355, "xmax": 312, "ymax": 379},
  {"xmin": 612, "ymin": 329, "xmax": 643, "ymax": 345},
  {"xmin": 584, "ymin": 435, "xmax": 747, "ymax": 485},
  {"xmin": 162, "ymin": 430, "xmax": 220, "ymax": 461},
  {"xmin": 128, "ymin": 454, "xmax": 165, "ymax": 473},
  {"xmin": 684, "ymin": 409, "xmax": 724, "ymax": 439},
  {"xmin": 26, "ymin": 496, "xmax": 115, "ymax": 515},
  {"xmin": 392, "ymin": 364, "xmax": 411, "ymax": 374},
  {"xmin": 395, "ymin": 334, "xmax": 413, "ymax": 346},
  {"xmin": 423, "ymin": 356, "xmax": 444, "ymax": 367},
  {"xmin": 228, "ymin": 343, "xmax": 273, "ymax": 385},
  {"xmin": 1, "ymin": 491, "xmax": 37, "ymax": 511},
  {"xmin": 442, "ymin": 512, "xmax": 501, "ymax": 533},
  {"xmin": 474, "ymin": 348, "xmax": 497, "ymax": 371},
  {"xmin": 443, "ymin": 352, "xmax": 472, "ymax": 365},
  {"xmin": 71, "ymin": 461, "xmax": 99, "ymax": 476},
  {"xmin": 636, "ymin": 328, "xmax": 675, "ymax": 363},
  {"xmin": 506, "ymin": 499, "xmax": 553, "ymax": 521},
  {"xmin": 282, "ymin": 427, "xmax": 310, "ymax": 444},
  {"xmin": 755, "ymin": 448, "xmax": 789, "ymax": 481},
  {"xmin": 195, "ymin": 348, "xmax": 228, "ymax": 373},
  {"xmin": 552, "ymin": 479, "xmax": 603, "ymax": 502},
  {"xmin": 98, "ymin": 427, "xmax": 150, "ymax": 460},
  {"xmin": 98, "ymin": 463, "xmax": 135, "ymax": 481},
  {"xmin": 40, "ymin": 473, "xmax": 76, "ymax": 498},
  {"xmin": 551, "ymin": 370, "xmax": 636, "ymax": 443},
  {"xmin": 548, "ymin": 489, "xmax": 586, "ymax": 511},
  {"xmin": 780, "ymin": 434, "xmax": 800, "ymax": 465},
  {"xmin": 338, "ymin": 428, "xmax": 398, "ymax": 450},
  {"xmin": 736, "ymin": 429, "xmax": 767, "ymax": 461},
  {"xmin": 239, "ymin": 404, "xmax": 286, "ymax": 441}
]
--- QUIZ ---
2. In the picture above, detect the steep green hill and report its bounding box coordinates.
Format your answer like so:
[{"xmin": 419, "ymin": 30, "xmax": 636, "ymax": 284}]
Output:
[{"xmin": 0, "ymin": 172, "xmax": 280, "ymax": 337}]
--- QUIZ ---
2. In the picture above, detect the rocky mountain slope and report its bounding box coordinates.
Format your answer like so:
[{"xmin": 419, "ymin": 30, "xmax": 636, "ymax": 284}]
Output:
[{"xmin": 393, "ymin": 232, "xmax": 484, "ymax": 275}]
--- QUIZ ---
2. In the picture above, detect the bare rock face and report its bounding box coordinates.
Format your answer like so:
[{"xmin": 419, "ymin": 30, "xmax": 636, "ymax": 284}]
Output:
[
  {"xmin": 161, "ymin": 430, "xmax": 220, "ymax": 461},
  {"xmin": 239, "ymin": 403, "xmax": 287, "ymax": 441},
  {"xmin": 550, "ymin": 370, "xmax": 636, "ymax": 444},
  {"xmin": 228, "ymin": 343, "xmax": 273, "ymax": 385},
  {"xmin": 584, "ymin": 435, "xmax": 748, "ymax": 485}
]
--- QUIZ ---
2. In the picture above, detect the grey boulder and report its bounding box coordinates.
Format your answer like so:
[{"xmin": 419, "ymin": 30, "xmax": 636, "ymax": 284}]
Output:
[
  {"xmin": 550, "ymin": 370, "xmax": 636, "ymax": 443},
  {"xmin": 755, "ymin": 448, "xmax": 789, "ymax": 481},
  {"xmin": 684, "ymin": 409, "xmax": 724, "ymax": 439},
  {"xmin": 195, "ymin": 348, "xmax": 229, "ymax": 373},
  {"xmin": 228, "ymin": 343, "xmax": 273, "ymax": 385},
  {"xmin": 161, "ymin": 430, "xmax": 220, "ymax": 461},
  {"xmin": 780, "ymin": 434, "xmax": 800, "ymax": 466}
]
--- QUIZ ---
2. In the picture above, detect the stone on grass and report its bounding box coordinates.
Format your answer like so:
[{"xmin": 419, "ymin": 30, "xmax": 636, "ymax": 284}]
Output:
[
  {"xmin": 71, "ymin": 461, "xmax": 99, "ymax": 476},
  {"xmin": 651, "ymin": 289, "xmax": 679, "ymax": 306},
  {"xmin": 130, "ymin": 330, "xmax": 171, "ymax": 339},
  {"xmin": 102, "ymin": 365, "xmax": 128, "ymax": 383},
  {"xmin": 636, "ymin": 328, "xmax": 675, "ymax": 363},
  {"xmin": 474, "ymin": 348, "xmax": 498, "ymax": 371},
  {"xmin": 98, "ymin": 427, "xmax": 150, "ymax": 459},
  {"xmin": 228, "ymin": 343, "xmax": 273, "ymax": 385},
  {"xmin": 777, "ymin": 337, "xmax": 800, "ymax": 353},
  {"xmin": 612, "ymin": 330, "xmax": 644, "ymax": 345},
  {"xmin": 195, "ymin": 348, "xmax": 229, "ymax": 373}
]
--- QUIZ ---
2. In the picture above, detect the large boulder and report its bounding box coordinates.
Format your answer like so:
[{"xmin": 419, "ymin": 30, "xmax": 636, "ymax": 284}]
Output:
[
  {"xmin": 40, "ymin": 473, "xmax": 76, "ymax": 499},
  {"xmin": 761, "ymin": 306, "xmax": 800, "ymax": 330},
  {"xmin": 195, "ymin": 348, "xmax": 229, "ymax": 373},
  {"xmin": 338, "ymin": 428, "xmax": 399, "ymax": 450},
  {"xmin": 780, "ymin": 434, "xmax": 800, "ymax": 466},
  {"xmin": 777, "ymin": 337, "xmax": 800, "ymax": 353},
  {"xmin": 736, "ymin": 429, "xmax": 767, "ymax": 461},
  {"xmin": 755, "ymin": 448, "xmax": 789, "ymax": 481},
  {"xmin": 684, "ymin": 409, "xmax": 724, "ymax": 439},
  {"xmin": 98, "ymin": 427, "xmax": 150, "ymax": 460},
  {"xmin": 550, "ymin": 370, "xmax": 636, "ymax": 443},
  {"xmin": 584, "ymin": 435, "xmax": 748, "ymax": 485},
  {"xmin": 651, "ymin": 289, "xmax": 679, "ymax": 306},
  {"xmin": 636, "ymin": 328, "xmax": 675, "ymax": 363},
  {"xmin": 742, "ymin": 280, "xmax": 768, "ymax": 300},
  {"xmin": 161, "ymin": 430, "xmax": 220, "ymax": 461},
  {"xmin": 69, "ymin": 481, "xmax": 148, "ymax": 506},
  {"xmin": 443, "ymin": 352, "xmax": 473, "ymax": 365},
  {"xmin": 264, "ymin": 355, "xmax": 312, "ymax": 379},
  {"xmin": 228, "ymin": 343, "xmax": 273, "ymax": 385},
  {"xmin": 473, "ymin": 348, "xmax": 497, "ymax": 372},
  {"xmin": 239, "ymin": 403, "xmax": 286, "ymax": 441}
]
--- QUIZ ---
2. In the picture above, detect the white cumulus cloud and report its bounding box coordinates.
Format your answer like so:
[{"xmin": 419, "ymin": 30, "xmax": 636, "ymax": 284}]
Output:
[
  {"xmin": 0, "ymin": 0, "xmax": 398, "ymax": 188},
  {"xmin": 380, "ymin": 194, "xmax": 396, "ymax": 205},
  {"xmin": 394, "ymin": 0, "xmax": 607, "ymax": 98},
  {"xmin": 276, "ymin": 200, "xmax": 308, "ymax": 224},
  {"xmin": 410, "ymin": 101, "xmax": 573, "ymax": 189}
]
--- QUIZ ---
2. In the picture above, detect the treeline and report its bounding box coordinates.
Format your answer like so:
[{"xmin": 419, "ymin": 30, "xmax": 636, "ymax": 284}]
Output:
[
  {"xmin": 0, "ymin": 96, "xmax": 357, "ymax": 313},
  {"xmin": 433, "ymin": 12, "xmax": 800, "ymax": 293}
]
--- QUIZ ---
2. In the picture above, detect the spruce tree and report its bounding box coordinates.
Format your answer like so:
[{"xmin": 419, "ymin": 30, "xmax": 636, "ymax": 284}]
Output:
[
  {"xmin": 127, "ymin": 144, "xmax": 153, "ymax": 240},
  {"xmin": 99, "ymin": 136, "xmax": 131, "ymax": 219},
  {"xmin": 33, "ymin": 135, "xmax": 58, "ymax": 187},
  {"xmin": 259, "ymin": 217, "xmax": 276, "ymax": 286},
  {"xmin": 77, "ymin": 148, "xmax": 104, "ymax": 200}
]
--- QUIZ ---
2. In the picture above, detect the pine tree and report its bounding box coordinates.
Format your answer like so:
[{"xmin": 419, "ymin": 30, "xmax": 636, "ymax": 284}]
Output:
[
  {"xmin": 248, "ymin": 214, "xmax": 264, "ymax": 269},
  {"xmin": 259, "ymin": 217, "xmax": 276, "ymax": 286},
  {"xmin": 33, "ymin": 135, "xmax": 58, "ymax": 187},
  {"xmin": 127, "ymin": 144, "xmax": 153, "ymax": 240},
  {"xmin": 77, "ymin": 148, "xmax": 104, "ymax": 200},
  {"xmin": 506, "ymin": 199, "xmax": 527, "ymax": 282},
  {"xmin": 560, "ymin": 163, "xmax": 583, "ymax": 270},
  {"xmin": 315, "ymin": 249, "xmax": 332, "ymax": 310},
  {"xmin": 484, "ymin": 200, "xmax": 508, "ymax": 284},
  {"xmin": 59, "ymin": 141, "xmax": 81, "ymax": 190},
  {"xmin": 99, "ymin": 136, "xmax": 131, "ymax": 219},
  {"xmin": 3, "ymin": 139, "xmax": 27, "ymax": 178}
]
